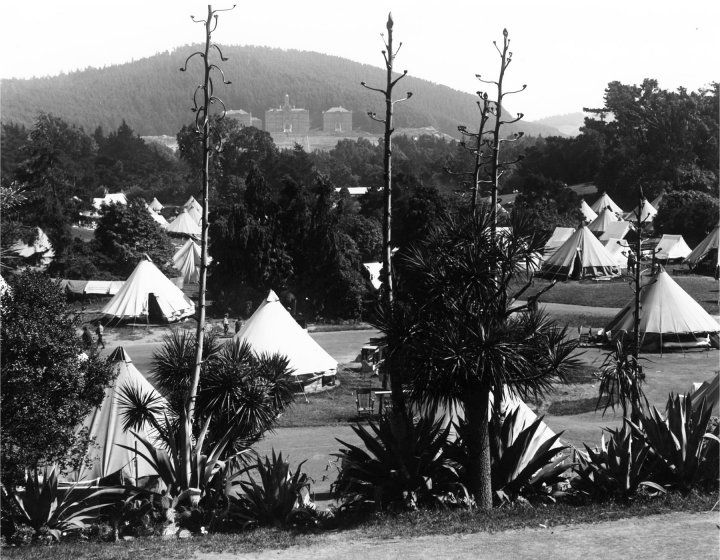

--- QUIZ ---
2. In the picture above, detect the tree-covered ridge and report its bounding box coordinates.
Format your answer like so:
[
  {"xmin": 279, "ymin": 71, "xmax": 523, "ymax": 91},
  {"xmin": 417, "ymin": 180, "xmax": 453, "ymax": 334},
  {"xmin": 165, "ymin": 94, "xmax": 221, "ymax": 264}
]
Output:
[{"xmin": 0, "ymin": 45, "xmax": 561, "ymax": 139}]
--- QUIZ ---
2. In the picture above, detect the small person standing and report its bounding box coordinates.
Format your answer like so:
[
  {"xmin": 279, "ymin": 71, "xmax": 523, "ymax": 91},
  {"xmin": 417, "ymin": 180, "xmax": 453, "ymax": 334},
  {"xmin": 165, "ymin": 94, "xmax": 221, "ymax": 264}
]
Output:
[
  {"xmin": 95, "ymin": 322, "xmax": 105, "ymax": 350},
  {"xmin": 82, "ymin": 326, "xmax": 93, "ymax": 350},
  {"xmin": 234, "ymin": 318, "xmax": 241, "ymax": 334},
  {"xmin": 223, "ymin": 314, "xmax": 229, "ymax": 336}
]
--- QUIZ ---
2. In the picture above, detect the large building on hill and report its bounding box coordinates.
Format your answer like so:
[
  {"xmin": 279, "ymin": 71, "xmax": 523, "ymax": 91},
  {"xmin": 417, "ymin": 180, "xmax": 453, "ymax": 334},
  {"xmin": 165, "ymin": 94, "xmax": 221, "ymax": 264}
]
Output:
[
  {"xmin": 226, "ymin": 109, "xmax": 263, "ymax": 130},
  {"xmin": 322, "ymin": 106, "xmax": 352, "ymax": 133},
  {"xmin": 265, "ymin": 94, "xmax": 310, "ymax": 134}
]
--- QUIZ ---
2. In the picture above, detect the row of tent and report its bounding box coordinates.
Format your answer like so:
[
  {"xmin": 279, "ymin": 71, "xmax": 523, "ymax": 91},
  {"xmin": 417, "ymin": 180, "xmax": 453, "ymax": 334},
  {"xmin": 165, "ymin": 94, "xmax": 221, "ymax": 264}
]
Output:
[{"xmin": 540, "ymin": 224, "xmax": 719, "ymax": 280}]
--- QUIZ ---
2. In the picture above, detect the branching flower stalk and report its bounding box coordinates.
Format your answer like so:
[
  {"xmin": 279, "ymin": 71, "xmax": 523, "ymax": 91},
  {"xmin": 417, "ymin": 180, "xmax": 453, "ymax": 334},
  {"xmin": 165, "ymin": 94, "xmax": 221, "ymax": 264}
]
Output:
[
  {"xmin": 477, "ymin": 28, "xmax": 526, "ymax": 240},
  {"xmin": 361, "ymin": 13, "xmax": 412, "ymax": 412},
  {"xmin": 180, "ymin": 3, "xmax": 234, "ymax": 488}
]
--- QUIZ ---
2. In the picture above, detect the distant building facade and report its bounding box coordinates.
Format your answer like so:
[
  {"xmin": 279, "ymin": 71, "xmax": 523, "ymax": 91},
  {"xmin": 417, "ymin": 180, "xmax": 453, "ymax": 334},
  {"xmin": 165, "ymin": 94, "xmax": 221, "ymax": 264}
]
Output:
[
  {"xmin": 251, "ymin": 117, "xmax": 263, "ymax": 129},
  {"xmin": 265, "ymin": 94, "xmax": 310, "ymax": 134},
  {"xmin": 226, "ymin": 109, "xmax": 253, "ymax": 127},
  {"xmin": 322, "ymin": 106, "xmax": 352, "ymax": 133}
]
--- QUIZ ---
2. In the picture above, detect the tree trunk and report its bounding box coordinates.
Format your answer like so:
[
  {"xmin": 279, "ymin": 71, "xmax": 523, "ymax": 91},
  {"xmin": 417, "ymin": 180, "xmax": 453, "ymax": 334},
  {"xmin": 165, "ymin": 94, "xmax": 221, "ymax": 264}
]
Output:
[{"xmin": 463, "ymin": 387, "xmax": 493, "ymax": 509}]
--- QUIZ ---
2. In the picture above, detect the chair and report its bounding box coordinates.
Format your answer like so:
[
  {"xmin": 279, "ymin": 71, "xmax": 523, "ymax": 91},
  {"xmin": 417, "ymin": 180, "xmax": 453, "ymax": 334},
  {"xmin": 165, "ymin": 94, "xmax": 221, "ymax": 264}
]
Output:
[{"xmin": 355, "ymin": 388, "xmax": 375, "ymax": 417}]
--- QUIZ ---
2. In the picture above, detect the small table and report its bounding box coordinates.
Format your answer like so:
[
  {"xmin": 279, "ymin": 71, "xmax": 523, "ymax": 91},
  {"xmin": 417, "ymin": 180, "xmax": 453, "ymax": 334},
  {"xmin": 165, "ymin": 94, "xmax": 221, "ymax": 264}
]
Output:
[{"xmin": 372, "ymin": 390, "xmax": 392, "ymax": 415}]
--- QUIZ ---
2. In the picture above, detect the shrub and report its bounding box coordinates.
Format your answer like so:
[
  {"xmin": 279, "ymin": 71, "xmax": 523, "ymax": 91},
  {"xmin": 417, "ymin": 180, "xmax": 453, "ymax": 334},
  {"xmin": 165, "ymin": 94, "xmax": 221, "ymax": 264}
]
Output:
[{"xmin": 333, "ymin": 413, "xmax": 469, "ymax": 511}]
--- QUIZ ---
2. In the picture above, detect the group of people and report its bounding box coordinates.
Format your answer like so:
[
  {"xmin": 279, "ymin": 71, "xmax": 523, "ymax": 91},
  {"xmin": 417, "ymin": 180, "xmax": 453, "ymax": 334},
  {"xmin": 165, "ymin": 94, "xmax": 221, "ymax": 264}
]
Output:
[
  {"xmin": 81, "ymin": 323, "xmax": 105, "ymax": 351},
  {"xmin": 222, "ymin": 314, "xmax": 242, "ymax": 336}
]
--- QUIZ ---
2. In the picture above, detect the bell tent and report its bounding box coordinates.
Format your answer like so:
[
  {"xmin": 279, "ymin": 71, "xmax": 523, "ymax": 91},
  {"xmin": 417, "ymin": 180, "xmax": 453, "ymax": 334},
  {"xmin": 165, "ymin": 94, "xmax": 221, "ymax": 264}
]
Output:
[
  {"xmin": 602, "ymin": 238, "xmax": 632, "ymax": 268},
  {"xmin": 147, "ymin": 206, "xmax": 169, "ymax": 228},
  {"xmin": 626, "ymin": 198, "xmax": 657, "ymax": 223},
  {"xmin": 605, "ymin": 269, "xmax": 720, "ymax": 350},
  {"xmin": 685, "ymin": 225, "xmax": 719, "ymax": 271},
  {"xmin": 166, "ymin": 210, "xmax": 201, "ymax": 238},
  {"xmin": 539, "ymin": 226, "xmax": 620, "ymax": 280},
  {"xmin": 542, "ymin": 227, "xmax": 575, "ymax": 260},
  {"xmin": 580, "ymin": 199, "xmax": 598, "ymax": 223},
  {"xmin": 102, "ymin": 260, "xmax": 195, "ymax": 323},
  {"xmin": 599, "ymin": 220, "xmax": 632, "ymax": 241},
  {"xmin": 587, "ymin": 208, "xmax": 619, "ymax": 236},
  {"xmin": 74, "ymin": 347, "xmax": 167, "ymax": 482},
  {"xmin": 148, "ymin": 197, "xmax": 164, "ymax": 212},
  {"xmin": 233, "ymin": 290, "xmax": 337, "ymax": 389},
  {"xmin": 654, "ymin": 234, "xmax": 692, "ymax": 262},
  {"xmin": 184, "ymin": 196, "xmax": 202, "ymax": 215},
  {"xmin": 590, "ymin": 192, "xmax": 623, "ymax": 215},
  {"xmin": 172, "ymin": 239, "xmax": 211, "ymax": 285}
]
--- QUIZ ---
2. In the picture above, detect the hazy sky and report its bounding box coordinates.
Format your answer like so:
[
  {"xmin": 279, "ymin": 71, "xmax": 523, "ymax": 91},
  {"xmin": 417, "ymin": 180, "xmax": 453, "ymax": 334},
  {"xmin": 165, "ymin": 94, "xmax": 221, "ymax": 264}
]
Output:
[{"xmin": 1, "ymin": 0, "xmax": 718, "ymax": 120}]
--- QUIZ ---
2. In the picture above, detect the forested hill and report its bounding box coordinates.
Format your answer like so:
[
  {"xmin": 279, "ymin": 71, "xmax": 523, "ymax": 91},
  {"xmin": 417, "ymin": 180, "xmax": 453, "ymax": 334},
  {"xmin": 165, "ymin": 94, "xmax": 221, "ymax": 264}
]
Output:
[{"xmin": 1, "ymin": 45, "xmax": 561, "ymax": 138}]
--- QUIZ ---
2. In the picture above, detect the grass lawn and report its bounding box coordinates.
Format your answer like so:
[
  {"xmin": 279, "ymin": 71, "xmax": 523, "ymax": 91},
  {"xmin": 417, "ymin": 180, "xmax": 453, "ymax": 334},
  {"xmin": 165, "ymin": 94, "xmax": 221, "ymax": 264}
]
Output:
[
  {"xmin": 277, "ymin": 365, "xmax": 383, "ymax": 428},
  {"xmin": 3, "ymin": 493, "xmax": 715, "ymax": 559},
  {"xmin": 519, "ymin": 268, "xmax": 719, "ymax": 315}
]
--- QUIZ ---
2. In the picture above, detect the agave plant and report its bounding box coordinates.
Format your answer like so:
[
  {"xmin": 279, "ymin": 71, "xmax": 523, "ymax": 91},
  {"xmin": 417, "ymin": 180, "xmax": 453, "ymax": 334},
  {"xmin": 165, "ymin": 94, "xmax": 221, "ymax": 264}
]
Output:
[
  {"xmin": 630, "ymin": 393, "xmax": 720, "ymax": 491},
  {"xmin": 6, "ymin": 465, "xmax": 127, "ymax": 541},
  {"xmin": 596, "ymin": 339, "xmax": 646, "ymax": 421},
  {"xmin": 333, "ymin": 412, "xmax": 469, "ymax": 511},
  {"xmin": 572, "ymin": 423, "xmax": 664, "ymax": 502},
  {"xmin": 230, "ymin": 451, "xmax": 316, "ymax": 529}
]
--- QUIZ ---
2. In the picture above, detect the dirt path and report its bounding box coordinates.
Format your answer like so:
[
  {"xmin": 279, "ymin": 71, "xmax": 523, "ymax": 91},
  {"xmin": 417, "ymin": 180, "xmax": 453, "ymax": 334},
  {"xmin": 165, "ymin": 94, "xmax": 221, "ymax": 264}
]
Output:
[{"xmin": 194, "ymin": 511, "xmax": 720, "ymax": 560}]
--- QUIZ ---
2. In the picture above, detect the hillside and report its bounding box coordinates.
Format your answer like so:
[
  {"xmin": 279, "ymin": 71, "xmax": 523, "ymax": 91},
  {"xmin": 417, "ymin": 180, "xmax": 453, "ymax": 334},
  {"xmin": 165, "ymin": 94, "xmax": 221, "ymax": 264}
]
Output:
[
  {"xmin": 534, "ymin": 112, "xmax": 586, "ymax": 137},
  {"xmin": 1, "ymin": 45, "xmax": 562, "ymax": 139}
]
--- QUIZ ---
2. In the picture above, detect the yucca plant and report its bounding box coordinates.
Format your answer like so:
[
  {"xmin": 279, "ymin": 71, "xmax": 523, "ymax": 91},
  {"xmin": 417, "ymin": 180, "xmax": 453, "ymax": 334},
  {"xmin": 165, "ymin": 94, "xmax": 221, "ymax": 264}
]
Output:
[
  {"xmin": 5, "ymin": 465, "xmax": 126, "ymax": 542},
  {"xmin": 630, "ymin": 393, "xmax": 720, "ymax": 491},
  {"xmin": 230, "ymin": 451, "xmax": 315, "ymax": 529},
  {"xmin": 596, "ymin": 339, "xmax": 646, "ymax": 421},
  {"xmin": 572, "ymin": 423, "xmax": 664, "ymax": 502},
  {"xmin": 333, "ymin": 412, "xmax": 469, "ymax": 511}
]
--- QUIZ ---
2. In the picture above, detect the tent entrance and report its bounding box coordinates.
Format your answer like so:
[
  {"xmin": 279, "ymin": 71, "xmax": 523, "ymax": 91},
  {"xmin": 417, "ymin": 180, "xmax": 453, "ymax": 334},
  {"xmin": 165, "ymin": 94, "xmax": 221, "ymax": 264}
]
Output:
[{"xmin": 147, "ymin": 293, "xmax": 166, "ymax": 323}]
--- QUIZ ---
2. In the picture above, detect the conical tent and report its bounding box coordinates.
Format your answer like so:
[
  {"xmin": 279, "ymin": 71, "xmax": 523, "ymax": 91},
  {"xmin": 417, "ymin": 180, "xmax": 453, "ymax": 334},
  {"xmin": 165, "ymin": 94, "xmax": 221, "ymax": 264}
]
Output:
[
  {"xmin": 186, "ymin": 204, "xmax": 202, "ymax": 224},
  {"xmin": 147, "ymin": 206, "xmax": 169, "ymax": 227},
  {"xmin": 602, "ymin": 238, "xmax": 632, "ymax": 268},
  {"xmin": 74, "ymin": 347, "xmax": 167, "ymax": 481},
  {"xmin": 166, "ymin": 210, "xmax": 201, "ymax": 238},
  {"xmin": 9, "ymin": 227, "xmax": 55, "ymax": 269},
  {"xmin": 605, "ymin": 270, "xmax": 720, "ymax": 349},
  {"xmin": 587, "ymin": 208, "xmax": 618, "ymax": 235},
  {"xmin": 172, "ymin": 239, "xmax": 211, "ymax": 284},
  {"xmin": 102, "ymin": 260, "xmax": 195, "ymax": 322},
  {"xmin": 363, "ymin": 262, "xmax": 382, "ymax": 290},
  {"xmin": 539, "ymin": 226, "xmax": 620, "ymax": 280},
  {"xmin": 233, "ymin": 290, "xmax": 337, "ymax": 382},
  {"xmin": 626, "ymin": 198, "xmax": 657, "ymax": 223},
  {"xmin": 149, "ymin": 197, "xmax": 163, "ymax": 212},
  {"xmin": 599, "ymin": 220, "xmax": 632, "ymax": 241},
  {"xmin": 651, "ymin": 193, "xmax": 664, "ymax": 209},
  {"xmin": 542, "ymin": 227, "xmax": 575, "ymax": 260},
  {"xmin": 654, "ymin": 234, "xmax": 692, "ymax": 261},
  {"xmin": 184, "ymin": 196, "xmax": 202, "ymax": 215},
  {"xmin": 590, "ymin": 192, "xmax": 623, "ymax": 215},
  {"xmin": 580, "ymin": 199, "xmax": 598, "ymax": 223},
  {"xmin": 685, "ymin": 225, "xmax": 719, "ymax": 268}
]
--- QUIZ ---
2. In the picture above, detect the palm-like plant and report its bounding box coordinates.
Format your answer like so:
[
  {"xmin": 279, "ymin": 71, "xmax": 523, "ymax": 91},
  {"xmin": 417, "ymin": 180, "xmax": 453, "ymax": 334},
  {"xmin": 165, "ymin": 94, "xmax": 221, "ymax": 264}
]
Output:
[
  {"xmin": 376, "ymin": 210, "xmax": 580, "ymax": 509},
  {"xmin": 596, "ymin": 339, "xmax": 646, "ymax": 421},
  {"xmin": 333, "ymin": 412, "xmax": 469, "ymax": 511},
  {"xmin": 630, "ymin": 393, "xmax": 719, "ymax": 491}
]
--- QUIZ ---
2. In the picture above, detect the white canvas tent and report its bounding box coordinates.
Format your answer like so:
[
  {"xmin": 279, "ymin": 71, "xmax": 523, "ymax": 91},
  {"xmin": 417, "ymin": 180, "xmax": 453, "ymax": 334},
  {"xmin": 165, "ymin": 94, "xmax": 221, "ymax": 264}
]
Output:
[
  {"xmin": 73, "ymin": 347, "xmax": 167, "ymax": 482},
  {"xmin": 602, "ymin": 238, "xmax": 632, "ymax": 268},
  {"xmin": 599, "ymin": 220, "xmax": 632, "ymax": 241},
  {"xmin": 184, "ymin": 196, "xmax": 202, "ymax": 215},
  {"xmin": 102, "ymin": 260, "xmax": 195, "ymax": 322},
  {"xmin": 148, "ymin": 197, "xmax": 164, "ymax": 212},
  {"xmin": 186, "ymin": 204, "xmax": 202, "ymax": 224},
  {"xmin": 233, "ymin": 290, "xmax": 337, "ymax": 387},
  {"xmin": 580, "ymin": 199, "xmax": 597, "ymax": 223},
  {"xmin": 626, "ymin": 198, "xmax": 657, "ymax": 223},
  {"xmin": 685, "ymin": 225, "xmax": 719, "ymax": 269},
  {"xmin": 651, "ymin": 193, "xmax": 664, "ymax": 210},
  {"xmin": 654, "ymin": 234, "xmax": 692, "ymax": 261},
  {"xmin": 363, "ymin": 262, "xmax": 382, "ymax": 290},
  {"xmin": 590, "ymin": 192, "xmax": 623, "ymax": 215},
  {"xmin": 539, "ymin": 226, "xmax": 620, "ymax": 280},
  {"xmin": 172, "ymin": 239, "xmax": 211, "ymax": 284},
  {"xmin": 93, "ymin": 192, "xmax": 127, "ymax": 211},
  {"xmin": 587, "ymin": 208, "xmax": 618, "ymax": 235},
  {"xmin": 9, "ymin": 227, "xmax": 55, "ymax": 270},
  {"xmin": 542, "ymin": 227, "xmax": 575, "ymax": 260},
  {"xmin": 166, "ymin": 210, "xmax": 201, "ymax": 238},
  {"xmin": 605, "ymin": 269, "xmax": 720, "ymax": 350},
  {"xmin": 147, "ymin": 206, "xmax": 169, "ymax": 228}
]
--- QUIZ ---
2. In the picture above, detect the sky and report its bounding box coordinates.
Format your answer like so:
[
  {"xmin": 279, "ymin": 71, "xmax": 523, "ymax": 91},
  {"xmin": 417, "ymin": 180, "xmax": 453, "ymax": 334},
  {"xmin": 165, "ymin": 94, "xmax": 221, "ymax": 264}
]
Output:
[{"xmin": 1, "ymin": 0, "xmax": 718, "ymax": 120}]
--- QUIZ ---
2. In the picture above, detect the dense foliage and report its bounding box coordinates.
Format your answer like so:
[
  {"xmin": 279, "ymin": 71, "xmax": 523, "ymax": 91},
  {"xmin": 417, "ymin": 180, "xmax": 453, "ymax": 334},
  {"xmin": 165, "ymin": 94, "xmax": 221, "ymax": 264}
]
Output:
[
  {"xmin": 0, "ymin": 271, "xmax": 116, "ymax": 487},
  {"xmin": 653, "ymin": 190, "xmax": 719, "ymax": 246},
  {"xmin": 0, "ymin": 45, "xmax": 559, "ymax": 138}
]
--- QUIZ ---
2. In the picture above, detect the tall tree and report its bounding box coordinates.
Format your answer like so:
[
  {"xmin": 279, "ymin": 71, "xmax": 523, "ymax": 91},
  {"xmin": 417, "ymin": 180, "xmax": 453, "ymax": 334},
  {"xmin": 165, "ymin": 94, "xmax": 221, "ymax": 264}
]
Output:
[
  {"xmin": 361, "ymin": 13, "xmax": 412, "ymax": 411},
  {"xmin": 380, "ymin": 210, "xmax": 579, "ymax": 508}
]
